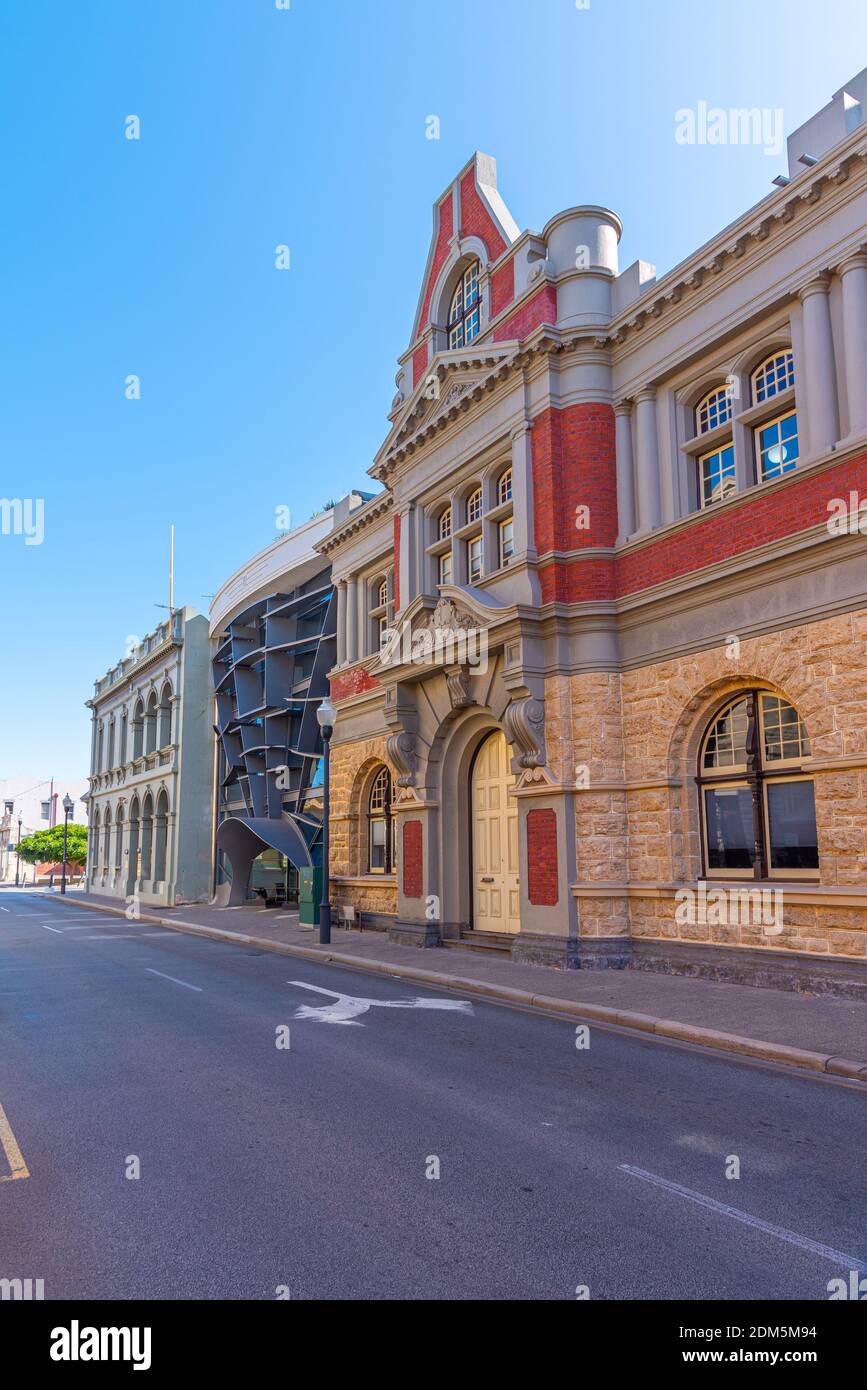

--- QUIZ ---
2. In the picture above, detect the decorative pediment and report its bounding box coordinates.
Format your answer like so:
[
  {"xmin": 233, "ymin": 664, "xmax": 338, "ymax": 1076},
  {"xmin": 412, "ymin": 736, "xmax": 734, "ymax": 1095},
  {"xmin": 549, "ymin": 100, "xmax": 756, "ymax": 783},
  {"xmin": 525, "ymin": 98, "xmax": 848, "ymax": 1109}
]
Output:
[{"xmin": 372, "ymin": 346, "xmax": 518, "ymax": 477}]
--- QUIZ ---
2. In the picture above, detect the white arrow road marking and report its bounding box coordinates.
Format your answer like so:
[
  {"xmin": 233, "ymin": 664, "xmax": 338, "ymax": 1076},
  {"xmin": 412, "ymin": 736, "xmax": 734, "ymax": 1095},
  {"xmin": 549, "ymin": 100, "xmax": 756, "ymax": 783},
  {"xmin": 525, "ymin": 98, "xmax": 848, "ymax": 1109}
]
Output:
[
  {"xmin": 287, "ymin": 980, "xmax": 474, "ymax": 1026},
  {"xmin": 620, "ymin": 1165, "xmax": 867, "ymax": 1272}
]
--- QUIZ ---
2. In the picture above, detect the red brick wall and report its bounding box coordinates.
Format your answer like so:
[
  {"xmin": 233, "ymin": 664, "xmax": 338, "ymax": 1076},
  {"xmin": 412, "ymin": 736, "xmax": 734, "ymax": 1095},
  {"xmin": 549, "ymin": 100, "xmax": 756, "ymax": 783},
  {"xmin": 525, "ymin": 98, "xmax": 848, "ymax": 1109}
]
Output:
[
  {"xmin": 417, "ymin": 195, "xmax": 453, "ymax": 332},
  {"xmin": 460, "ymin": 170, "xmax": 507, "ymax": 260},
  {"xmin": 539, "ymin": 556, "xmax": 616, "ymax": 604},
  {"xmin": 532, "ymin": 403, "xmax": 618, "ymax": 557},
  {"xmin": 494, "ymin": 283, "xmax": 557, "ymax": 342},
  {"xmin": 490, "ymin": 258, "xmax": 515, "ymax": 319},
  {"xmin": 412, "ymin": 343, "xmax": 428, "ymax": 390},
  {"xmin": 393, "ymin": 513, "xmax": 401, "ymax": 612},
  {"xmin": 402, "ymin": 819, "xmax": 423, "ymax": 899},
  {"xmin": 331, "ymin": 666, "xmax": 380, "ymax": 703},
  {"xmin": 616, "ymin": 453, "xmax": 867, "ymax": 597},
  {"xmin": 527, "ymin": 808, "xmax": 559, "ymax": 906}
]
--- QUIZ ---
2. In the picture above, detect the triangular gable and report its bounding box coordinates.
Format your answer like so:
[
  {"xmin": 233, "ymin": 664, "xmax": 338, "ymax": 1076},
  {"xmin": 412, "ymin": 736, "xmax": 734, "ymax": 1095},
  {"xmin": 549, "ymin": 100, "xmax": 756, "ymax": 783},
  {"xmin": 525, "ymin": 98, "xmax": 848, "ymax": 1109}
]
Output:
[{"xmin": 410, "ymin": 152, "xmax": 519, "ymax": 346}]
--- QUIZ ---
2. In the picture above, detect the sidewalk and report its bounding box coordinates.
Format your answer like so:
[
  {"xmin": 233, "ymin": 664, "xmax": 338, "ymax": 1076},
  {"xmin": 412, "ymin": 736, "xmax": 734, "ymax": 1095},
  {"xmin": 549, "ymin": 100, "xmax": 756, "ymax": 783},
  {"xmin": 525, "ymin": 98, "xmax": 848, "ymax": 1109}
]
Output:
[{"xmin": 58, "ymin": 890, "xmax": 867, "ymax": 1083}]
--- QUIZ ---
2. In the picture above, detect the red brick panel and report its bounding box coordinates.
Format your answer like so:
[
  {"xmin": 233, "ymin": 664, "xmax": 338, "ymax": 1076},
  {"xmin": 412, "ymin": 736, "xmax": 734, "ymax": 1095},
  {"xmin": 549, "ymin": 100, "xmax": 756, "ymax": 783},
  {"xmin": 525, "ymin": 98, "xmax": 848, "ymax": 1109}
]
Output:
[
  {"xmin": 493, "ymin": 283, "xmax": 557, "ymax": 343},
  {"xmin": 331, "ymin": 666, "xmax": 380, "ymax": 703},
  {"xmin": 417, "ymin": 195, "xmax": 454, "ymax": 333},
  {"xmin": 539, "ymin": 555, "xmax": 616, "ymax": 603},
  {"xmin": 460, "ymin": 170, "xmax": 507, "ymax": 261},
  {"xmin": 532, "ymin": 402, "xmax": 618, "ymax": 556},
  {"xmin": 490, "ymin": 258, "xmax": 515, "ymax": 319},
  {"xmin": 616, "ymin": 453, "xmax": 867, "ymax": 597},
  {"xmin": 402, "ymin": 819, "xmax": 423, "ymax": 899},
  {"xmin": 527, "ymin": 808, "xmax": 559, "ymax": 907},
  {"xmin": 412, "ymin": 342, "xmax": 428, "ymax": 389}
]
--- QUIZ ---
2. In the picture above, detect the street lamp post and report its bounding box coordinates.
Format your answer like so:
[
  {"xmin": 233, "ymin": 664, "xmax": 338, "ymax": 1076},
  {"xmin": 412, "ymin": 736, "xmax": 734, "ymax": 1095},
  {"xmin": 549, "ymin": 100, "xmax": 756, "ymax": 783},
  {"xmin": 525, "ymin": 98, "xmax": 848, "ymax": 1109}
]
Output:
[
  {"xmin": 14, "ymin": 816, "xmax": 22, "ymax": 887},
  {"xmin": 60, "ymin": 794, "xmax": 74, "ymax": 896},
  {"xmin": 315, "ymin": 696, "xmax": 336, "ymax": 946}
]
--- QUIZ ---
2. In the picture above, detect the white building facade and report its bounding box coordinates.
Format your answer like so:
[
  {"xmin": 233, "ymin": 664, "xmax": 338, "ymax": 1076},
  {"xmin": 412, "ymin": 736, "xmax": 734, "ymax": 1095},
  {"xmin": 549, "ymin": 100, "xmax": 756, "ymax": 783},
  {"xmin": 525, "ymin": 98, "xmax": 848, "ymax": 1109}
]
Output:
[{"xmin": 85, "ymin": 607, "xmax": 213, "ymax": 908}]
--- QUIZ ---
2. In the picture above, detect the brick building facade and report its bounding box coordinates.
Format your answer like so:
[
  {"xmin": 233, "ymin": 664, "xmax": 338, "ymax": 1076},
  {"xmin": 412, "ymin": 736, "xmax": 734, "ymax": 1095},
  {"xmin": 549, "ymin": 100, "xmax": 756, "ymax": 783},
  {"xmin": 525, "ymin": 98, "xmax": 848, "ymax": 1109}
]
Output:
[{"xmin": 319, "ymin": 77, "xmax": 867, "ymax": 994}]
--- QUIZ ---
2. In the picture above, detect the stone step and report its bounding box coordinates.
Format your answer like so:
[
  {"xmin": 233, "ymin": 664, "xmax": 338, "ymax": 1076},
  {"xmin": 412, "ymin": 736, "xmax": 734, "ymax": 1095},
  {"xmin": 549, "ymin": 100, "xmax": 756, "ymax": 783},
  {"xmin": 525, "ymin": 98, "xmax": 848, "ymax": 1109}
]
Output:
[{"xmin": 442, "ymin": 930, "xmax": 514, "ymax": 954}]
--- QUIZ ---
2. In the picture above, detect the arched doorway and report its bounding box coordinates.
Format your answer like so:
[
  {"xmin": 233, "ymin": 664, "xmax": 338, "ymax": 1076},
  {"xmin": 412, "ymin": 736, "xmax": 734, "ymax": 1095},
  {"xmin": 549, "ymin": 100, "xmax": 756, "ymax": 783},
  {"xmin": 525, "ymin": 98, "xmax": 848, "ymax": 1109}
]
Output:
[{"xmin": 471, "ymin": 729, "xmax": 519, "ymax": 933}]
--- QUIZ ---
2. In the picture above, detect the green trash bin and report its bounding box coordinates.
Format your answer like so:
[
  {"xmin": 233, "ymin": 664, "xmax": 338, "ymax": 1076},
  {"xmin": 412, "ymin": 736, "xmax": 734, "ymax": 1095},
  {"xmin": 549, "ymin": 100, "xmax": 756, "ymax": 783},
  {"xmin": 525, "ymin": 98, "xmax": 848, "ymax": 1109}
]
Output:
[{"xmin": 299, "ymin": 866, "xmax": 322, "ymax": 926}]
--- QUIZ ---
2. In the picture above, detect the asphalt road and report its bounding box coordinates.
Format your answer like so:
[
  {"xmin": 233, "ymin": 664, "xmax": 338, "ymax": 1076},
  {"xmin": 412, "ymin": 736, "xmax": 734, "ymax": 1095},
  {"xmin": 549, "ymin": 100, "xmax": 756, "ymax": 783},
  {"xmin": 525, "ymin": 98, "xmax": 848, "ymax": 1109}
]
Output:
[{"xmin": 1, "ymin": 888, "xmax": 865, "ymax": 1301}]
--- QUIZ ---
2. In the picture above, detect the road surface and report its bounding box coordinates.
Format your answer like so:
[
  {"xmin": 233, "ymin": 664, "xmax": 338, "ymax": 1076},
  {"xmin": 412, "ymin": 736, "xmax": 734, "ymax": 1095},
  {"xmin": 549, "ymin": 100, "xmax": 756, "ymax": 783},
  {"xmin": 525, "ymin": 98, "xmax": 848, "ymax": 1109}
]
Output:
[{"xmin": 1, "ymin": 889, "xmax": 865, "ymax": 1300}]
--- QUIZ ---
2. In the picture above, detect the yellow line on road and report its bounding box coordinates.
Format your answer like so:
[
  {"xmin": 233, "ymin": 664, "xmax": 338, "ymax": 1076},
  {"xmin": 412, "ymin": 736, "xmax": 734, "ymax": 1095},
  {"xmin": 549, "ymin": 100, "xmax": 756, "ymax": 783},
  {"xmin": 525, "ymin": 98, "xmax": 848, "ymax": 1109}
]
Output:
[{"xmin": 0, "ymin": 1102, "xmax": 29, "ymax": 1181}]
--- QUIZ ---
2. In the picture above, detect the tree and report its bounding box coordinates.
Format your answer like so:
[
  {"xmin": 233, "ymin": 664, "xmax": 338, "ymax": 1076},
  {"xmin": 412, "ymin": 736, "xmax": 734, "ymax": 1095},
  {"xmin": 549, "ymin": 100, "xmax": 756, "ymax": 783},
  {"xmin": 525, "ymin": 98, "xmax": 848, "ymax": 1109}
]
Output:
[{"xmin": 15, "ymin": 824, "xmax": 88, "ymax": 868}]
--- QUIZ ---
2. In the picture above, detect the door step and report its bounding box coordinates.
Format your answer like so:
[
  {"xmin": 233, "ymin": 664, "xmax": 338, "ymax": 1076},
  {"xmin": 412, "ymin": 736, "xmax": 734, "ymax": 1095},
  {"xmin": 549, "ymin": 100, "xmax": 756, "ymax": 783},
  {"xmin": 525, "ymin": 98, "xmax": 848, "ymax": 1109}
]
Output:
[{"xmin": 442, "ymin": 930, "xmax": 514, "ymax": 955}]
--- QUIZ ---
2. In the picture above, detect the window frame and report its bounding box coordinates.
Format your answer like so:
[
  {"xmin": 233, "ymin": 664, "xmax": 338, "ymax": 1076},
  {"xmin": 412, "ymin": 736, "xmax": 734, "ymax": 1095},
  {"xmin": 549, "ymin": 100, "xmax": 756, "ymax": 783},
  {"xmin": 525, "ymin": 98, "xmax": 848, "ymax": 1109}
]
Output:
[
  {"xmin": 755, "ymin": 408, "xmax": 800, "ymax": 482},
  {"xmin": 697, "ymin": 691, "xmax": 818, "ymax": 882},
  {"xmin": 367, "ymin": 766, "xmax": 395, "ymax": 875},
  {"xmin": 448, "ymin": 261, "xmax": 482, "ymax": 350},
  {"xmin": 696, "ymin": 384, "xmax": 733, "ymax": 435},
  {"xmin": 467, "ymin": 533, "xmax": 483, "ymax": 583},
  {"xmin": 698, "ymin": 442, "xmax": 737, "ymax": 507},
  {"xmin": 752, "ymin": 350, "xmax": 795, "ymax": 405},
  {"xmin": 498, "ymin": 516, "xmax": 514, "ymax": 567}
]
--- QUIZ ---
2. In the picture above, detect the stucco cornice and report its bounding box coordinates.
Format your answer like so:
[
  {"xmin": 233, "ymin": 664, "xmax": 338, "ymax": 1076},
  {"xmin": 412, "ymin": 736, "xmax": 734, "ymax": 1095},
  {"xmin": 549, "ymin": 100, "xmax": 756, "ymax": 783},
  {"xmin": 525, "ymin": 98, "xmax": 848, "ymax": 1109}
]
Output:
[
  {"xmin": 608, "ymin": 127, "xmax": 867, "ymax": 353},
  {"xmin": 317, "ymin": 493, "xmax": 393, "ymax": 556}
]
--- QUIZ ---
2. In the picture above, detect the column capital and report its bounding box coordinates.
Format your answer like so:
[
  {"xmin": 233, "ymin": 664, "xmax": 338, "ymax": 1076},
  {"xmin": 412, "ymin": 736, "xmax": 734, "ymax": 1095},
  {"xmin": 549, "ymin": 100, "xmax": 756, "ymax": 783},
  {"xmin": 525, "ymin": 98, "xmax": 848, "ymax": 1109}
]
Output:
[
  {"xmin": 798, "ymin": 272, "xmax": 832, "ymax": 302},
  {"xmin": 613, "ymin": 398, "xmax": 634, "ymax": 416},
  {"xmin": 634, "ymin": 385, "xmax": 658, "ymax": 405},
  {"xmin": 510, "ymin": 417, "xmax": 533, "ymax": 442},
  {"xmin": 836, "ymin": 249, "xmax": 867, "ymax": 278}
]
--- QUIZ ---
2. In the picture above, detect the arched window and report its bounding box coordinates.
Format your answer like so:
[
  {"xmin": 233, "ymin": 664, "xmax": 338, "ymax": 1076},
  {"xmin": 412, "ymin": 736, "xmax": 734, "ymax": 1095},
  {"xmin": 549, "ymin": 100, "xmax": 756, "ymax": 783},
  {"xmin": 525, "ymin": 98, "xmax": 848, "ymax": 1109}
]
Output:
[
  {"xmin": 369, "ymin": 575, "xmax": 392, "ymax": 651},
  {"xmin": 114, "ymin": 804, "xmax": 124, "ymax": 873},
  {"xmin": 466, "ymin": 487, "xmax": 482, "ymax": 526},
  {"xmin": 496, "ymin": 468, "xmax": 514, "ymax": 567},
  {"xmin": 699, "ymin": 692, "xmax": 818, "ymax": 880},
  {"xmin": 448, "ymin": 260, "xmax": 481, "ymax": 349},
  {"xmin": 128, "ymin": 797, "xmax": 141, "ymax": 884},
  {"xmin": 91, "ymin": 809, "xmax": 101, "ymax": 873},
  {"xmin": 107, "ymin": 720, "xmax": 115, "ymax": 771},
  {"xmin": 158, "ymin": 683, "xmax": 173, "ymax": 749},
  {"xmin": 696, "ymin": 384, "xmax": 733, "ymax": 434},
  {"xmin": 752, "ymin": 351, "xmax": 794, "ymax": 404},
  {"xmin": 132, "ymin": 698, "xmax": 145, "ymax": 760},
  {"xmin": 153, "ymin": 790, "xmax": 169, "ymax": 882},
  {"xmin": 368, "ymin": 766, "xmax": 395, "ymax": 874},
  {"xmin": 144, "ymin": 692, "xmax": 158, "ymax": 755},
  {"xmin": 141, "ymin": 793, "xmax": 154, "ymax": 879},
  {"xmin": 438, "ymin": 506, "xmax": 452, "ymax": 541},
  {"xmin": 750, "ymin": 351, "xmax": 799, "ymax": 482},
  {"xmin": 103, "ymin": 806, "xmax": 112, "ymax": 873},
  {"xmin": 119, "ymin": 709, "xmax": 128, "ymax": 765}
]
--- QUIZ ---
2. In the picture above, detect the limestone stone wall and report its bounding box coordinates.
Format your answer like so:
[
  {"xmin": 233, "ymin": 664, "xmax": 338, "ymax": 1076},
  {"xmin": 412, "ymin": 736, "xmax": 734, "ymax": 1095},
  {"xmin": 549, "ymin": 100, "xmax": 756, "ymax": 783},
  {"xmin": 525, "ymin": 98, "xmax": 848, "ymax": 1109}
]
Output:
[{"xmin": 561, "ymin": 609, "xmax": 867, "ymax": 958}]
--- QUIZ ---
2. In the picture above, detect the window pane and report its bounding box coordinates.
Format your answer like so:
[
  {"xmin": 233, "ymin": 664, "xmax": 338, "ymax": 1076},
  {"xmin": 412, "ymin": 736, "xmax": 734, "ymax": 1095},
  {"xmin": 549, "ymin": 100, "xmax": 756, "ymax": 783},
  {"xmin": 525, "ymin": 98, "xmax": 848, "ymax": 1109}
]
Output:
[
  {"xmin": 370, "ymin": 818, "xmax": 387, "ymax": 871},
  {"xmin": 700, "ymin": 445, "xmax": 736, "ymax": 506},
  {"xmin": 766, "ymin": 781, "xmax": 819, "ymax": 870},
  {"xmin": 703, "ymin": 698, "xmax": 749, "ymax": 769},
  {"xmin": 704, "ymin": 786, "xmax": 756, "ymax": 870}
]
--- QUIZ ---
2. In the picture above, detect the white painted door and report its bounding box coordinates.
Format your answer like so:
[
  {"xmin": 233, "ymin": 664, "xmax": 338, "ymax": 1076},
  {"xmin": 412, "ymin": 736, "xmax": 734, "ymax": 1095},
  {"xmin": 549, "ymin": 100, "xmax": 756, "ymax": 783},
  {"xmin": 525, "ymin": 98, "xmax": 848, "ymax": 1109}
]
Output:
[{"xmin": 472, "ymin": 730, "xmax": 520, "ymax": 933}]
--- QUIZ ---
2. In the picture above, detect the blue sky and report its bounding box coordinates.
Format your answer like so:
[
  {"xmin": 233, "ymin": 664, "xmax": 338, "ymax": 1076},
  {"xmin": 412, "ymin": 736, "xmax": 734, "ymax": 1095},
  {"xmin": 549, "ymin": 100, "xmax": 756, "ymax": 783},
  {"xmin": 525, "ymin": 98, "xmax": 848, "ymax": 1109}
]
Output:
[{"xmin": 1, "ymin": 0, "xmax": 864, "ymax": 782}]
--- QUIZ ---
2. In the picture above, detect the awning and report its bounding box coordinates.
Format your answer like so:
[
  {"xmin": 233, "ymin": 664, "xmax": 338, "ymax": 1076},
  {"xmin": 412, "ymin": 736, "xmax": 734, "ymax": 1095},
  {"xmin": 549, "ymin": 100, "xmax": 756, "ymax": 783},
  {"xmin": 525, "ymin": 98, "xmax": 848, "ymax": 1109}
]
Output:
[{"xmin": 216, "ymin": 815, "xmax": 313, "ymax": 870}]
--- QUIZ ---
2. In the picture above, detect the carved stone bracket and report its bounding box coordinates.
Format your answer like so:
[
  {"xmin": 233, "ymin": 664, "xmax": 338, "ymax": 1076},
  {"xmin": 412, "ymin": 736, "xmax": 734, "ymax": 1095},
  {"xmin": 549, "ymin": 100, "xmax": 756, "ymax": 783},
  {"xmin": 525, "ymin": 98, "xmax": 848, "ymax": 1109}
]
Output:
[
  {"xmin": 447, "ymin": 667, "xmax": 475, "ymax": 710},
  {"xmin": 386, "ymin": 729, "xmax": 419, "ymax": 788},
  {"xmin": 503, "ymin": 696, "xmax": 547, "ymax": 773}
]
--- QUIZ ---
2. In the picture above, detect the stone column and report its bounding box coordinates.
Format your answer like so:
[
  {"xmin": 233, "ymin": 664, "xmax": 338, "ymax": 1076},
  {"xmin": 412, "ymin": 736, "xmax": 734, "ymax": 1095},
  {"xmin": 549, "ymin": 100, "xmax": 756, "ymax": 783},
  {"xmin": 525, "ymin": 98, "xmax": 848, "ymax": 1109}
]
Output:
[
  {"xmin": 614, "ymin": 400, "xmax": 636, "ymax": 543},
  {"xmin": 336, "ymin": 581, "xmax": 347, "ymax": 667},
  {"xmin": 838, "ymin": 252, "xmax": 867, "ymax": 441},
  {"xmin": 634, "ymin": 386, "xmax": 662, "ymax": 533},
  {"xmin": 345, "ymin": 577, "xmax": 358, "ymax": 664},
  {"xmin": 509, "ymin": 420, "xmax": 536, "ymax": 559},
  {"xmin": 799, "ymin": 274, "xmax": 840, "ymax": 458},
  {"xmin": 397, "ymin": 506, "xmax": 413, "ymax": 615}
]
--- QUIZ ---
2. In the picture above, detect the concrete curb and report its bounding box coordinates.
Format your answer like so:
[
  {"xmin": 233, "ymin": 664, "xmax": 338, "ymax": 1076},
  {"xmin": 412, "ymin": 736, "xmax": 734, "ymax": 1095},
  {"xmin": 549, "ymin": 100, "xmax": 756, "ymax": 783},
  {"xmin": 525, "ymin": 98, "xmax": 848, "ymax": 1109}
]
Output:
[{"xmin": 59, "ymin": 895, "xmax": 867, "ymax": 1084}]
